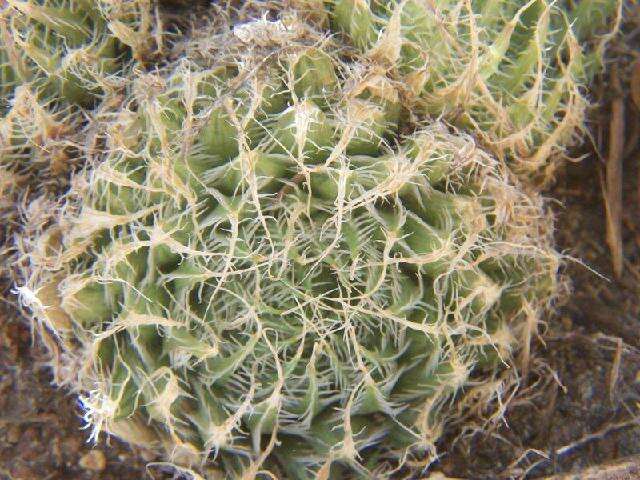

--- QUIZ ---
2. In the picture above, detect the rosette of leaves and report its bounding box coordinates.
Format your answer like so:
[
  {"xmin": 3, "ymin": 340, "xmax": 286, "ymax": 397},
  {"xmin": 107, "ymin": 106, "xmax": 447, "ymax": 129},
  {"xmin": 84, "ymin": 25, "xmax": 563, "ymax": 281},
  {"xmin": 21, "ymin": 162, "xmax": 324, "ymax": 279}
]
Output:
[
  {"xmin": 307, "ymin": 0, "xmax": 621, "ymax": 184},
  {"xmin": 0, "ymin": 0, "xmax": 156, "ymax": 106},
  {"xmin": 21, "ymin": 14, "xmax": 559, "ymax": 479},
  {"xmin": 0, "ymin": 0, "xmax": 158, "ymax": 198},
  {"xmin": 0, "ymin": 0, "xmax": 158, "ymax": 292}
]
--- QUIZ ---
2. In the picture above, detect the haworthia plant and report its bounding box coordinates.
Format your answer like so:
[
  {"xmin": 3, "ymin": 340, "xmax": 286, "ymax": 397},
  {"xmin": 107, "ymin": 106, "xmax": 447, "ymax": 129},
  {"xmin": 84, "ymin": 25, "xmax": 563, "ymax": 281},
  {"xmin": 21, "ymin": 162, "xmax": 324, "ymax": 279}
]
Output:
[
  {"xmin": 0, "ymin": 0, "xmax": 157, "ymax": 291},
  {"xmin": 0, "ymin": 0, "xmax": 157, "ymax": 196},
  {"xmin": 307, "ymin": 0, "xmax": 620, "ymax": 184},
  {"xmin": 0, "ymin": 0, "xmax": 155, "ymax": 106},
  {"xmin": 21, "ymin": 12, "xmax": 560, "ymax": 478}
]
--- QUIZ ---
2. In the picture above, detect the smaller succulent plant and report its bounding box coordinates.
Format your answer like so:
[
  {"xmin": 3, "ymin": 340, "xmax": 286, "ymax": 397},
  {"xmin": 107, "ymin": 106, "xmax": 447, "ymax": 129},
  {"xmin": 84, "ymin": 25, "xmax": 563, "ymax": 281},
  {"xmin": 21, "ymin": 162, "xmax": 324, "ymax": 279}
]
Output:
[
  {"xmin": 0, "ymin": 0, "xmax": 155, "ymax": 105},
  {"xmin": 0, "ymin": 0, "xmax": 158, "ymax": 294},
  {"xmin": 302, "ymin": 0, "xmax": 621, "ymax": 183},
  {"xmin": 0, "ymin": 0, "xmax": 158, "ymax": 178},
  {"xmin": 21, "ymin": 13, "xmax": 560, "ymax": 479}
]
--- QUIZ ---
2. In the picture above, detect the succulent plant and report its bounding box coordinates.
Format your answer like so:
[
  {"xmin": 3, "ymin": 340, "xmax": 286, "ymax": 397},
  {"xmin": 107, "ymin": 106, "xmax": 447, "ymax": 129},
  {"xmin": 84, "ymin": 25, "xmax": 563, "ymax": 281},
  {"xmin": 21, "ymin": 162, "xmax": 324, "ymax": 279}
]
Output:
[
  {"xmin": 0, "ymin": 0, "xmax": 156, "ymax": 106},
  {"xmin": 306, "ymin": 0, "xmax": 620, "ymax": 184},
  {"xmin": 0, "ymin": 0, "xmax": 159, "ymax": 292},
  {"xmin": 0, "ymin": 164, "xmax": 23, "ymax": 259},
  {"xmin": 0, "ymin": 0, "xmax": 157, "ymax": 180},
  {"xmin": 19, "ymin": 13, "xmax": 560, "ymax": 478}
]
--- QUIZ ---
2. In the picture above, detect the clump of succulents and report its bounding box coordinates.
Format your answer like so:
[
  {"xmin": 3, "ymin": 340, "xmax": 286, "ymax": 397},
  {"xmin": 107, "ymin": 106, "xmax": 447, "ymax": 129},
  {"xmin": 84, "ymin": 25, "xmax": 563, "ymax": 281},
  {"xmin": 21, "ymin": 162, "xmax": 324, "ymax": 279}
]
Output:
[
  {"xmin": 20, "ymin": 12, "xmax": 561, "ymax": 478},
  {"xmin": 301, "ymin": 0, "xmax": 620, "ymax": 184}
]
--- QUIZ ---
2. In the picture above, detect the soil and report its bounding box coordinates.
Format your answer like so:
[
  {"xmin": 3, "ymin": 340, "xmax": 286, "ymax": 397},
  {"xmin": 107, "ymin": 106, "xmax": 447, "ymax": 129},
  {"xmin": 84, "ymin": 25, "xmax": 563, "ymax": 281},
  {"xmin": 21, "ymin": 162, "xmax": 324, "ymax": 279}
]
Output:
[{"xmin": 0, "ymin": 310, "xmax": 163, "ymax": 480}]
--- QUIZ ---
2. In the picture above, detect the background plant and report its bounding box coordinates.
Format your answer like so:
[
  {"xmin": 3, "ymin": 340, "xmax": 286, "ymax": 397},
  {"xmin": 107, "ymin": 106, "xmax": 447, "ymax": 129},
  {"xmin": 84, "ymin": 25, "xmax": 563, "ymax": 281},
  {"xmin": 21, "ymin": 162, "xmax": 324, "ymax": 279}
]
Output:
[
  {"xmin": 0, "ymin": 0, "xmax": 158, "ymax": 294},
  {"xmin": 294, "ymin": 0, "xmax": 621, "ymax": 184}
]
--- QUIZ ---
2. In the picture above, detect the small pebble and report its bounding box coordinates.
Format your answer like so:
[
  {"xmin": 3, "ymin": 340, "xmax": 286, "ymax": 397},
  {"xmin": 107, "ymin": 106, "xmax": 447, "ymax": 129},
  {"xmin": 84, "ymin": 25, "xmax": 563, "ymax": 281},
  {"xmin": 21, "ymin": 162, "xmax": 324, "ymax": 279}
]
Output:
[
  {"xmin": 79, "ymin": 450, "xmax": 106, "ymax": 472},
  {"xmin": 6, "ymin": 424, "xmax": 22, "ymax": 443},
  {"xmin": 62, "ymin": 436, "xmax": 82, "ymax": 456},
  {"xmin": 10, "ymin": 464, "xmax": 35, "ymax": 480}
]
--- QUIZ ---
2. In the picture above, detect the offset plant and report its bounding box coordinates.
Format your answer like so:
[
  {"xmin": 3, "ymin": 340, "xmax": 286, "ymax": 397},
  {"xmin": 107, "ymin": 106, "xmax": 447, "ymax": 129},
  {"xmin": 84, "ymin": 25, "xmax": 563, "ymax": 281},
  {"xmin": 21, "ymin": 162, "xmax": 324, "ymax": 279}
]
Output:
[
  {"xmin": 0, "ymin": 0, "xmax": 157, "ymax": 291},
  {"xmin": 0, "ymin": 0, "xmax": 156, "ymax": 176},
  {"xmin": 307, "ymin": 0, "xmax": 620, "ymax": 183},
  {"xmin": 21, "ymin": 13, "xmax": 560, "ymax": 478},
  {"xmin": 0, "ymin": 0, "xmax": 154, "ymax": 105}
]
